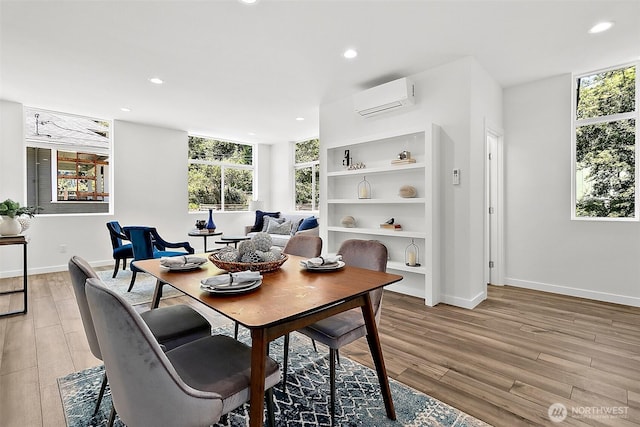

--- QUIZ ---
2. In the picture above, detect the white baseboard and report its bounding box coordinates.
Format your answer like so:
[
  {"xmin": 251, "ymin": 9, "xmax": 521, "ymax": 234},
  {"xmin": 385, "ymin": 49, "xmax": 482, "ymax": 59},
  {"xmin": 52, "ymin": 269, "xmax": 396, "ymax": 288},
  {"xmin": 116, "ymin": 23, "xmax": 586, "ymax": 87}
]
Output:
[
  {"xmin": 0, "ymin": 259, "xmax": 113, "ymax": 279},
  {"xmin": 505, "ymin": 277, "xmax": 640, "ymax": 308},
  {"xmin": 439, "ymin": 290, "xmax": 487, "ymax": 309}
]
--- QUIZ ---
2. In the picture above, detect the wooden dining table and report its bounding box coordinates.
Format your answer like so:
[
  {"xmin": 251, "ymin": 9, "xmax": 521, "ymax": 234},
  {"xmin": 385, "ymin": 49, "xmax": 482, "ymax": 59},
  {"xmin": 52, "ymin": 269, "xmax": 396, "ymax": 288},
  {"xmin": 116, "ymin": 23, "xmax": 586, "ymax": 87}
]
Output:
[{"xmin": 133, "ymin": 254, "xmax": 403, "ymax": 427}]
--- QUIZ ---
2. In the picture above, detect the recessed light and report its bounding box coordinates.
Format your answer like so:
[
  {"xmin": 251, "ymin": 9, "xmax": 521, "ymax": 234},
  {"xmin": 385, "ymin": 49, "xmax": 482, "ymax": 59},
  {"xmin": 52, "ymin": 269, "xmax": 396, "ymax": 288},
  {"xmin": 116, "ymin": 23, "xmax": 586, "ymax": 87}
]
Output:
[
  {"xmin": 149, "ymin": 77, "xmax": 164, "ymax": 85},
  {"xmin": 296, "ymin": 117, "xmax": 305, "ymax": 121},
  {"xmin": 248, "ymin": 132, "xmax": 256, "ymax": 136},
  {"xmin": 343, "ymin": 49, "xmax": 358, "ymax": 59},
  {"xmin": 120, "ymin": 107, "xmax": 131, "ymax": 112},
  {"xmin": 240, "ymin": 0, "xmax": 257, "ymax": 4},
  {"xmin": 588, "ymin": 21, "xmax": 614, "ymax": 34}
]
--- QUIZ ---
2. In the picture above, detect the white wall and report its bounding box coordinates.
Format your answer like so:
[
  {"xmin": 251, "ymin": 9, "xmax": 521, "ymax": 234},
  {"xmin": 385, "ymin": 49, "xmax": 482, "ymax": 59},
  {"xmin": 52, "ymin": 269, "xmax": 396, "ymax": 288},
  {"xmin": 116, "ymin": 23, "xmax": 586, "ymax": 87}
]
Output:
[
  {"xmin": 0, "ymin": 101, "xmax": 267, "ymax": 276},
  {"xmin": 504, "ymin": 75, "xmax": 640, "ymax": 306},
  {"xmin": 319, "ymin": 57, "xmax": 503, "ymax": 308}
]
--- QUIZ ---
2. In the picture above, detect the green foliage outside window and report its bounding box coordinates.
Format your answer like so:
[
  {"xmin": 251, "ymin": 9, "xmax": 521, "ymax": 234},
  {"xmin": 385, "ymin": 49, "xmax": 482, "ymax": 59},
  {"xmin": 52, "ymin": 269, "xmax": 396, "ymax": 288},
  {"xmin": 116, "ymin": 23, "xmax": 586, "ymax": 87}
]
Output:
[
  {"xmin": 188, "ymin": 136, "xmax": 253, "ymax": 212},
  {"xmin": 575, "ymin": 65, "xmax": 637, "ymax": 218},
  {"xmin": 295, "ymin": 139, "xmax": 319, "ymax": 211}
]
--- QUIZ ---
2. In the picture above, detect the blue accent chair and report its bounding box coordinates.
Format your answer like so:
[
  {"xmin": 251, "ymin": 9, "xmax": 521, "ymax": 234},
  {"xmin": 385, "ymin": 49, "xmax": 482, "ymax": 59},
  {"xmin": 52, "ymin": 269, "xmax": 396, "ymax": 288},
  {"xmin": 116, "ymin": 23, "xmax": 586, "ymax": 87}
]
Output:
[
  {"xmin": 106, "ymin": 221, "xmax": 134, "ymax": 278},
  {"xmin": 123, "ymin": 226, "xmax": 194, "ymax": 292}
]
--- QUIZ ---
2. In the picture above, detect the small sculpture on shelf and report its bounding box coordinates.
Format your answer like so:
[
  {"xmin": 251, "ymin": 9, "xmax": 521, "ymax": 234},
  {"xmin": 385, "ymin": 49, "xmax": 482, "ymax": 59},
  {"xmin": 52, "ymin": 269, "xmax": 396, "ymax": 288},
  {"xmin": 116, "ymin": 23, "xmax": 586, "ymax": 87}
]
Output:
[
  {"xmin": 341, "ymin": 216, "xmax": 356, "ymax": 228},
  {"xmin": 380, "ymin": 217, "xmax": 402, "ymax": 230},
  {"xmin": 399, "ymin": 185, "xmax": 417, "ymax": 198},
  {"xmin": 347, "ymin": 162, "xmax": 366, "ymax": 170},
  {"xmin": 342, "ymin": 149, "xmax": 352, "ymax": 168},
  {"xmin": 195, "ymin": 219, "xmax": 206, "ymax": 230},
  {"xmin": 391, "ymin": 150, "xmax": 416, "ymax": 165}
]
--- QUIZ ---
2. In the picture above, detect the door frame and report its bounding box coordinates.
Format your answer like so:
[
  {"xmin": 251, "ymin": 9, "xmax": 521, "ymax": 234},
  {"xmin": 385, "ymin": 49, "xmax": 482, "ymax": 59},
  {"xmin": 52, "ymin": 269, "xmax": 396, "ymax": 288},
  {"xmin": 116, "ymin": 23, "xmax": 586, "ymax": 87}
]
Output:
[{"xmin": 484, "ymin": 123, "xmax": 505, "ymax": 287}]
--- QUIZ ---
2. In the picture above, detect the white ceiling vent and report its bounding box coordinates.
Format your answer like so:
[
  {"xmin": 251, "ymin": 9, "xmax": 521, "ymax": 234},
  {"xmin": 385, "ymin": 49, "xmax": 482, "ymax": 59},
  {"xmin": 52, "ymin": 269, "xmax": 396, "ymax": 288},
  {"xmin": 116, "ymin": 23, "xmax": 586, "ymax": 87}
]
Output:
[{"xmin": 353, "ymin": 77, "xmax": 415, "ymax": 117}]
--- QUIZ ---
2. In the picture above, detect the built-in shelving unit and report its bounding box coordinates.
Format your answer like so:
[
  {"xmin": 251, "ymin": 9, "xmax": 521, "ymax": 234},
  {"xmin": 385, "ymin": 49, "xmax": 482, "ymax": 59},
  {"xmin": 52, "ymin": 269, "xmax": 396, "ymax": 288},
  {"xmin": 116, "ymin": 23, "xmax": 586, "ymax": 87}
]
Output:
[{"xmin": 321, "ymin": 125, "xmax": 441, "ymax": 305}]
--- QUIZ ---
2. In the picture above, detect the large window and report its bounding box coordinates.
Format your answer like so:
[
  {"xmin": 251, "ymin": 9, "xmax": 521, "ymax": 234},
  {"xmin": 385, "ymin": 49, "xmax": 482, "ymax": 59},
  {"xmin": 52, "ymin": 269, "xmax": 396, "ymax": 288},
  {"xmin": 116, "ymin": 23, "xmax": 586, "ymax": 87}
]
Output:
[
  {"xmin": 573, "ymin": 63, "xmax": 638, "ymax": 219},
  {"xmin": 25, "ymin": 107, "xmax": 111, "ymax": 215},
  {"xmin": 294, "ymin": 138, "xmax": 319, "ymax": 211},
  {"xmin": 188, "ymin": 136, "xmax": 254, "ymax": 212}
]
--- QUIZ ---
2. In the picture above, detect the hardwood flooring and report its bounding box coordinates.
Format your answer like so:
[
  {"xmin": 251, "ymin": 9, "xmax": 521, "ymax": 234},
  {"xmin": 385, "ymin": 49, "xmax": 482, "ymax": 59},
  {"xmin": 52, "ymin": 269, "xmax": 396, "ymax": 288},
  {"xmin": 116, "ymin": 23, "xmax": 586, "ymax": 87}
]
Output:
[{"xmin": 1, "ymin": 271, "xmax": 639, "ymax": 426}]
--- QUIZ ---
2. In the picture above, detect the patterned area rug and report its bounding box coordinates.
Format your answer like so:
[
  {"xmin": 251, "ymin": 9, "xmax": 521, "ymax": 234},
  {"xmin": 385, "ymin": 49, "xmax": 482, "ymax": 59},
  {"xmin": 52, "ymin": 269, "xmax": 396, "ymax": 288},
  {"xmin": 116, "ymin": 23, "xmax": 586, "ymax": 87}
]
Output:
[
  {"xmin": 58, "ymin": 325, "xmax": 489, "ymax": 427},
  {"xmin": 96, "ymin": 269, "xmax": 183, "ymax": 306}
]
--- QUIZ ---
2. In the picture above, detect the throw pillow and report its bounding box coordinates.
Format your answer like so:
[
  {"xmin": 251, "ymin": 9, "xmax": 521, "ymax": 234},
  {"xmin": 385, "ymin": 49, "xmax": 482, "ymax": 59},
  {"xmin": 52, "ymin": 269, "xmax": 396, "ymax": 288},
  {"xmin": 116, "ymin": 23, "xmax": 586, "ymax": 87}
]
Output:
[
  {"xmin": 261, "ymin": 215, "xmax": 284, "ymax": 232},
  {"xmin": 251, "ymin": 210, "xmax": 280, "ymax": 232},
  {"xmin": 266, "ymin": 217, "xmax": 292, "ymax": 235},
  {"xmin": 298, "ymin": 216, "xmax": 319, "ymax": 231},
  {"xmin": 290, "ymin": 218, "xmax": 304, "ymax": 236}
]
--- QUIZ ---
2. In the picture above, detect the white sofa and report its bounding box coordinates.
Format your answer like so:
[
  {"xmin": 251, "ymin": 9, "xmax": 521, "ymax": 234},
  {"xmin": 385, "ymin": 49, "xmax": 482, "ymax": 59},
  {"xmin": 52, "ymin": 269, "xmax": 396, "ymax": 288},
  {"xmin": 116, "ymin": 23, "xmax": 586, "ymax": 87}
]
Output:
[{"xmin": 245, "ymin": 212, "xmax": 319, "ymax": 248}]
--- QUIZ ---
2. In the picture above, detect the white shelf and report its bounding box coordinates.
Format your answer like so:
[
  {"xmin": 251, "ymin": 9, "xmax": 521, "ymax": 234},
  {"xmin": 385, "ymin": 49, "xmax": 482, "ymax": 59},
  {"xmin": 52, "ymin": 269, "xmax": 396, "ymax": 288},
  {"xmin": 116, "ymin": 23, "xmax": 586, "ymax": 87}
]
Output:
[
  {"xmin": 328, "ymin": 198, "xmax": 426, "ymax": 204},
  {"xmin": 327, "ymin": 226, "xmax": 427, "ymax": 239},
  {"xmin": 387, "ymin": 261, "xmax": 427, "ymax": 274},
  {"xmin": 327, "ymin": 162, "xmax": 425, "ymax": 177},
  {"xmin": 322, "ymin": 124, "xmax": 440, "ymax": 306}
]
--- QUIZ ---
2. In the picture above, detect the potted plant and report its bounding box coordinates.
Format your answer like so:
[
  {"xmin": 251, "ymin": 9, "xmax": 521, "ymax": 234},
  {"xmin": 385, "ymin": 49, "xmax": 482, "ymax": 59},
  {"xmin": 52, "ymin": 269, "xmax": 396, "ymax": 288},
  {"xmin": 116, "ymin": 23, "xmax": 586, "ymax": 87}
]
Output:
[{"xmin": 0, "ymin": 198, "xmax": 40, "ymax": 236}]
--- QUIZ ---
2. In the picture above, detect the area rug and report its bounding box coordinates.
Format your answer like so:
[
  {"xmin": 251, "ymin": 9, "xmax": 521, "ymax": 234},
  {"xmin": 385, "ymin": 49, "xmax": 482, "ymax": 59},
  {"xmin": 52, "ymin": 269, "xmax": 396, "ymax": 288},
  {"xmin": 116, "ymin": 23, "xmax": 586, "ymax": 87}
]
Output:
[
  {"xmin": 58, "ymin": 325, "xmax": 489, "ymax": 427},
  {"xmin": 96, "ymin": 269, "xmax": 183, "ymax": 306}
]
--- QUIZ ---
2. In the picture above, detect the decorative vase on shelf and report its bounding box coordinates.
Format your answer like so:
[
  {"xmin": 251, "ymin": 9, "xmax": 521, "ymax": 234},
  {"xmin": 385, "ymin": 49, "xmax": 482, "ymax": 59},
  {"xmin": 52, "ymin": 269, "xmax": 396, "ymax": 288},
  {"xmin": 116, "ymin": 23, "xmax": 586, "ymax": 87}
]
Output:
[
  {"xmin": 206, "ymin": 209, "xmax": 216, "ymax": 231},
  {"xmin": 0, "ymin": 216, "xmax": 22, "ymax": 236}
]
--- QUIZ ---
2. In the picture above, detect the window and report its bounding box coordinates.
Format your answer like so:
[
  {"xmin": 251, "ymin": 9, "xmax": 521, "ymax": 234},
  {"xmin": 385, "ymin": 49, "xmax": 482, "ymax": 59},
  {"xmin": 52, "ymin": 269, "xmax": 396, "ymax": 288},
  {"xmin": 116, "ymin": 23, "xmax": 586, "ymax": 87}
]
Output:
[
  {"xmin": 25, "ymin": 107, "xmax": 111, "ymax": 214},
  {"xmin": 572, "ymin": 63, "xmax": 638, "ymax": 219},
  {"xmin": 294, "ymin": 138, "xmax": 319, "ymax": 211},
  {"xmin": 188, "ymin": 136, "xmax": 254, "ymax": 212}
]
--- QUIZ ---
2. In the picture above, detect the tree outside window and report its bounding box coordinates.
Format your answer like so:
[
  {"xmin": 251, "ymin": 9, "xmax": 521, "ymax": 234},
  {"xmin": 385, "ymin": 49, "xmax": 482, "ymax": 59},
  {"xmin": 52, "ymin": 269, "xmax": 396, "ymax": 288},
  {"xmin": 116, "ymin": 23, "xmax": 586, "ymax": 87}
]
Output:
[
  {"xmin": 294, "ymin": 139, "xmax": 319, "ymax": 211},
  {"xmin": 573, "ymin": 64, "xmax": 638, "ymax": 219},
  {"xmin": 188, "ymin": 136, "xmax": 254, "ymax": 212}
]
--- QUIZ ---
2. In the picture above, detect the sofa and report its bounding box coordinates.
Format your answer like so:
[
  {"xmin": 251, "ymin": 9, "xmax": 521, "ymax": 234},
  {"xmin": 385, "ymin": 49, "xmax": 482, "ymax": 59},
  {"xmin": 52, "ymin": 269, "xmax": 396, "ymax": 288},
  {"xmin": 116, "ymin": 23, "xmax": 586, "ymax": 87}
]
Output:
[{"xmin": 245, "ymin": 211, "xmax": 319, "ymax": 248}]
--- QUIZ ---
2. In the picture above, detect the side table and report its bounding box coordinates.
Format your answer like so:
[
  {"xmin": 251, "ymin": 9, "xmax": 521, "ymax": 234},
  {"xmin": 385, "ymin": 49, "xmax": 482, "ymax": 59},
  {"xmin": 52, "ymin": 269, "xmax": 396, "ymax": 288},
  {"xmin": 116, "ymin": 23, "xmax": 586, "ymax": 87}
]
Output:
[
  {"xmin": 188, "ymin": 229, "xmax": 222, "ymax": 252},
  {"xmin": 0, "ymin": 235, "xmax": 28, "ymax": 317},
  {"xmin": 214, "ymin": 235, "xmax": 250, "ymax": 249}
]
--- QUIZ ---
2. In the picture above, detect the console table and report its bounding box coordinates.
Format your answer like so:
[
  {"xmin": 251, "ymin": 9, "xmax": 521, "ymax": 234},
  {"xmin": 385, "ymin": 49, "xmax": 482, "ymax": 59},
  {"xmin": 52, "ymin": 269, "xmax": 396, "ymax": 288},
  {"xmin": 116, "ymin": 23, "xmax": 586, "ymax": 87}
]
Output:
[{"xmin": 0, "ymin": 235, "xmax": 28, "ymax": 317}]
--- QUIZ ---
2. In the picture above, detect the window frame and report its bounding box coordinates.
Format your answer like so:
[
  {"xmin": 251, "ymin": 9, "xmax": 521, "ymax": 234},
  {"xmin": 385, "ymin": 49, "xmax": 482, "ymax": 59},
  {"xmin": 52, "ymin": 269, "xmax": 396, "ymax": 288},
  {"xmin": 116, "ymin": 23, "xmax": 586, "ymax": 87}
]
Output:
[
  {"xmin": 24, "ymin": 107, "xmax": 113, "ymax": 216},
  {"xmin": 187, "ymin": 135, "xmax": 256, "ymax": 213},
  {"xmin": 293, "ymin": 138, "xmax": 320, "ymax": 212},
  {"xmin": 571, "ymin": 62, "xmax": 639, "ymax": 221}
]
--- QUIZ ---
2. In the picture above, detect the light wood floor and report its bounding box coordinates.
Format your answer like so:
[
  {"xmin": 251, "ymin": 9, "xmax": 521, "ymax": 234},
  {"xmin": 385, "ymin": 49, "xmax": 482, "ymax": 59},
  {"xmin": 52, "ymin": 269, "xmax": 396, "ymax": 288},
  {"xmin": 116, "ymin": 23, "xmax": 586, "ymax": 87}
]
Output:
[{"xmin": 1, "ymin": 270, "xmax": 640, "ymax": 426}]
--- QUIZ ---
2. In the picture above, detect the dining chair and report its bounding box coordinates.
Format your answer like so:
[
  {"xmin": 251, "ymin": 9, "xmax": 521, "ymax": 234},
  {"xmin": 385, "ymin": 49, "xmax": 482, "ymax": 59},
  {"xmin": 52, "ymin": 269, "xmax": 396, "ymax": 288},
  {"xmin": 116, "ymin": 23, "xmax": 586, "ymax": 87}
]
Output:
[
  {"xmin": 68, "ymin": 256, "xmax": 212, "ymax": 416},
  {"xmin": 123, "ymin": 226, "xmax": 194, "ymax": 292},
  {"xmin": 279, "ymin": 234, "xmax": 323, "ymax": 389},
  {"xmin": 85, "ymin": 276, "xmax": 281, "ymax": 427},
  {"xmin": 283, "ymin": 239, "xmax": 388, "ymax": 425},
  {"xmin": 106, "ymin": 221, "xmax": 133, "ymax": 278}
]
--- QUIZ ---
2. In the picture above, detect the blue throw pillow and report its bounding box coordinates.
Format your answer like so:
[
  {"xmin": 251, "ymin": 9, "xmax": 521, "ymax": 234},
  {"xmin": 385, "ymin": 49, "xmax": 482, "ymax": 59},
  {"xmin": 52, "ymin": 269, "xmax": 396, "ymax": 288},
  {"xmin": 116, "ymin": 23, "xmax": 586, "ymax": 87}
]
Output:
[
  {"xmin": 252, "ymin": 210, "xmax": 280, "ymax": 232},
  {"xmin": 298, "ymin": 216, "xmax": 318, "ymax": 231}
]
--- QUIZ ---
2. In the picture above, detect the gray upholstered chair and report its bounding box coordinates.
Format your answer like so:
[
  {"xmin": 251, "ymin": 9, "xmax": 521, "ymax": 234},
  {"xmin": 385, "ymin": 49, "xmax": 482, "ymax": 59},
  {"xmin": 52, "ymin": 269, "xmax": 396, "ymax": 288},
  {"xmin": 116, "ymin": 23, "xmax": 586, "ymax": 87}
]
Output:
[
  {"xmin": 85, "ymin": 277, "xmax": 281, "ymax": 427},
  {"xmin": 283, "ymin": 239, "xmax": 388, "ymax": 424},
  {"xmin": 283, "ymin": 234, "xmax": 323, "ymax": 259},
  {"xmin": 68, "ymin": 256, "xmax": 212, "ymax": 416}
]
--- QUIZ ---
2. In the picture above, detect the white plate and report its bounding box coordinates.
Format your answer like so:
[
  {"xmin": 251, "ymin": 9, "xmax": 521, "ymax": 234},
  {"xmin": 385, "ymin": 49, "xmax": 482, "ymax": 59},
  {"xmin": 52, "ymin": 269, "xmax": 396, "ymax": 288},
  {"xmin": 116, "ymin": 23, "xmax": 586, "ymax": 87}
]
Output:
[
  {"xmin": 160, "ymin": 263, "xmax": 204, "ymax": 271},
  {"xmin": 300, "ymin": 261, "xmax": 345, "ymax": 271},
  {"xmin": 200, "ymin": 280, "xmax": 262, "ymax": 294}
]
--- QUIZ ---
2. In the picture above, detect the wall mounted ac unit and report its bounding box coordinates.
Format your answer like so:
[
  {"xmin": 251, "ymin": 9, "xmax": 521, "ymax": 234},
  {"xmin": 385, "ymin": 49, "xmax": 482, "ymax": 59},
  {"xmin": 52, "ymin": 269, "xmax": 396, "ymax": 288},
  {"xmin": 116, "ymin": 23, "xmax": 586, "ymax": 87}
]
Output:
[{"xmin": 353, "ymin": 77, "xmax": 415, "ymax": 117}]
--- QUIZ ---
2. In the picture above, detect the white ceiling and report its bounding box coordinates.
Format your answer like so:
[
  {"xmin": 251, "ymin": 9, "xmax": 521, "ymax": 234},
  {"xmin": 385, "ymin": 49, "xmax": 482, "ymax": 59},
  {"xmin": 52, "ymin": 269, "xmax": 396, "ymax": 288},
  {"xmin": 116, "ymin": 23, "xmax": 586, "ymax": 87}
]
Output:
[{"xmin": 1, "ymin": 0, "xmax": 639, "ymax": 144}]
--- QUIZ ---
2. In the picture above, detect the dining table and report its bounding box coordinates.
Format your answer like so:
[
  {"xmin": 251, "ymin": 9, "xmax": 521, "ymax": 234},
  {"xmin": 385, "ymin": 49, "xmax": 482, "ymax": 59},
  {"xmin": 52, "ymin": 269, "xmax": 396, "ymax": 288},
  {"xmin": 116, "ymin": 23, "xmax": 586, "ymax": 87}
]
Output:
[{"xmin": 133, "ymin": 254, "xmax": 403, "ymax": 427}]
